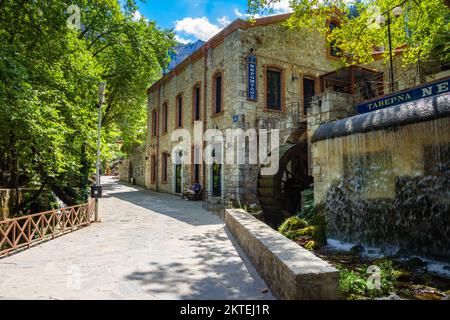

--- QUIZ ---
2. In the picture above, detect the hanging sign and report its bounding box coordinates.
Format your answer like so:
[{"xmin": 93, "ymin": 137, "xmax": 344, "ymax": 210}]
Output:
[
  {"xmin": 247, "ymin": 55, "xmax": 257, "ymax": 101},
  {"xmin": 356, "ymin": 77, "xmax": 449, "ymax": 114}
]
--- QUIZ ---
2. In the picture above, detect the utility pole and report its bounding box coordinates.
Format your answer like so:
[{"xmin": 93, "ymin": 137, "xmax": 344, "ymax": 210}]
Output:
[
  {"xmin": 387, "ymin": 12, "xmax": 395, "ymax": 93},
  {"xmin": 94, "ymin": 82, "xmax": 106, "ymax": 222},
  {"xmin": 377, "ymin": 6, "xmax": 403, "ymax": 93}
]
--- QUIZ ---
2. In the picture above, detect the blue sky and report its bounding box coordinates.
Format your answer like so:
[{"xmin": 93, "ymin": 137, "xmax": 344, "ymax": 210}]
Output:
[{"xmin": 134, "ymin": 0, "xmax": 292, "ymax": 44}]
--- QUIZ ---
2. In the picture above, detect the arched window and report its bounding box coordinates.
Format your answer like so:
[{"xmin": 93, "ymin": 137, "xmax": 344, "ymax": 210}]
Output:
[
  {"xmin": 162, "ymin": 102, "xmax": 168, "ymax": 134},
  {"xmin": 151, "ymin": 109, "xmax": 158, "ymax": 137},
  {"xmin": 327, "ymin": 20, "xmax": 341, "ymax": 58},
  {"xmin": 212, "ymin": 71, "xmax": 223, "ymax": 115},
  {"xmin": 265, "ymin": 66, "xmax": 284, "ymax": 111},
  {"xmin": 175, "ymin": 94, "xmax": 183, "ymax": 128},
  {"xmin": 192, "ymin": 83, "xmax": 201, "ymax": 122}
]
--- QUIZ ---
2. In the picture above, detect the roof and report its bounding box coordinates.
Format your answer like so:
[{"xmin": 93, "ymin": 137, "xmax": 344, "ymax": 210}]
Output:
[{"xmin": 147, "ymin": 13, "xmax": 293, "ymax": 94}]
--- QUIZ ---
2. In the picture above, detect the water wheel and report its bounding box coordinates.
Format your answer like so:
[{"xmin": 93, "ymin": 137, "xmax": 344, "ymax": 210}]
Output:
[{"xmin": 257, "ymin": 142, "xmax": 312, "ymax": 223}]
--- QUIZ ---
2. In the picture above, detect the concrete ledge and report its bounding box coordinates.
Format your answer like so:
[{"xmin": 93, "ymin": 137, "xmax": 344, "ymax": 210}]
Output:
[{"xmin": 225, "ymin": 209, "xmax": 340, "ymax": 300}]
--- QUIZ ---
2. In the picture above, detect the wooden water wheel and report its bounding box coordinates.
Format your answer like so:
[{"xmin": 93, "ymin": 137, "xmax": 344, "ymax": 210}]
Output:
[{"xmin": 257, "ymin": 142, "xmax": 312, "ymax": 222}]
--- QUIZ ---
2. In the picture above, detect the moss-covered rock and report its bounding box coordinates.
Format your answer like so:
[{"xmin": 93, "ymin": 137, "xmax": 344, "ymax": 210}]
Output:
[
  {"xmin": 278, "ymin": 215, "xmax": 328, "ymax": 250},
  {"xmin": 305, "ymin": 241, "xmax": 318, "ymax": 251},
  {"xmin": 278, "ymin": 217, "xmax": 308, "ymax": 236}
]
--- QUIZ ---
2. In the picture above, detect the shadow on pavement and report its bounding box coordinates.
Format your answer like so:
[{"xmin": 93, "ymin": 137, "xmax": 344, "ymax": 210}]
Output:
[
  {"xmin": 107, "ymin": 181, "xmax": 222, "ymax": 227},
  {"xmin": 125, "ymin": 228, "xmax": 273, "ymax": 300}
]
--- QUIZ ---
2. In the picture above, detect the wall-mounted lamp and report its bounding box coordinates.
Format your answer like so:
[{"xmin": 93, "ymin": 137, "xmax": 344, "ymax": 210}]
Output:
[{"xmin": 291, "ymin": 74, "xmax": 300, "ymax": 81}]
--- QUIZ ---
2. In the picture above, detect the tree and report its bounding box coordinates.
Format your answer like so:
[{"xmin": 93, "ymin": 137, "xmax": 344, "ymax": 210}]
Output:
[
  {"xmin": 247, "ymin": 0, "xmax": 449, "ymax": 67},
  {"xmin": 0, "ymin": 0, "xmax": 173, "ymax": 213}
]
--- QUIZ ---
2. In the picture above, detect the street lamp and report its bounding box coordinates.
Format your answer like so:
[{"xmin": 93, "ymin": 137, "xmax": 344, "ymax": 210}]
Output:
[
  {"xmin": 377, "ymin": 6, "xmax": 403, "ymax": 93},
  {"xmin": 93, "ymin": 81, "xmax": 106, "ymax": 222}
]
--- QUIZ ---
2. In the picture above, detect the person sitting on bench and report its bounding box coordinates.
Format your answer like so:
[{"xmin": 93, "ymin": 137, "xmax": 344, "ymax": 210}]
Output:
[{"xmin": 182, "ymin": 182, "xmax": 202, "ymax": 200}]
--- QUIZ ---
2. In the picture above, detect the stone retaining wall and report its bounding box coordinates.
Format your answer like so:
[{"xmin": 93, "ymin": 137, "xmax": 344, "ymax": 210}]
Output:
[{"xmin": 225, "ymin": 209, "xmax": 339, "ymax": 300}]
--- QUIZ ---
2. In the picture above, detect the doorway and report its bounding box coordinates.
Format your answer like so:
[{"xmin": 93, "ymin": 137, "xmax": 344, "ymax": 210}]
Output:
[
  {"xmin": 303, "ymin": 77, "xmax": 316, "ymax": 115},
  {"xmin": 212, "ymin": 162, "xmax": 222, "ymax": 197},
  {"xmin": 175, "ymin": 164, "xmax": 182, "ymax": 194}
]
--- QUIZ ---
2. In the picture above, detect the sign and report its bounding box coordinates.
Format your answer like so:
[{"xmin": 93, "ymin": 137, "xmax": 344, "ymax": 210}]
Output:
[
  {"xmin": 232, "ymin": 115, "xmax": 239, "ymax": 123},
  {"xmin": 91, "ymin": 185, "xmax": 102, "ymax": 199},
  {"xmin": 357, "ymin": 77, "xmax": 449, "ymax": 114},
  {"xmin": 247, "ymin": 55, "xmax": 257, "ymax": 101}
]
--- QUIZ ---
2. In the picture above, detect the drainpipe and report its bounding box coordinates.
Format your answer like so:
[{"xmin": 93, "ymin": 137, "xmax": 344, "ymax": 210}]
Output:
[
  {"xmin": 156, "ymin": 88, "xmax": 161, "ymax": 192},
  {"xmin": 202, "ymin": 45, "xmax": 209, "ymax": 193}
]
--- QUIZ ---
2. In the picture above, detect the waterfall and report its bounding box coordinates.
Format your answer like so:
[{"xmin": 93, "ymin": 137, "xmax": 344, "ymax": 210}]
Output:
[{"xmin": 317, "ymin": 117, "xmax": 450, "ymax": 262}]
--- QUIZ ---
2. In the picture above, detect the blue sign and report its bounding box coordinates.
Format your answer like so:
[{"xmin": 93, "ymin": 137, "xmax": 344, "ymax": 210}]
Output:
[
  {"xmin": 247, "ymin": 55, "xmax": 257, "ymax": 101},
  {"xmin": 233, "ymin": 115, "xmax": 239, "ymax": 123},
  {"xmin": 357, "ymin": 77, "xmax": 449, "ymax": 114}
]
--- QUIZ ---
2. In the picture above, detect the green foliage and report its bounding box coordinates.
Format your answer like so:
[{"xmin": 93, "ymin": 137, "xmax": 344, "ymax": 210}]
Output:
[
  {"xmin": 247, "ymin": 0, "xmax": 449, "ymax": 66},
  {"xmin": 337, "ymin": 259, "xmax": 398, "ymax": 299},
  {"xmin": 278, "ymin": 216, "xmax": 309, "ymax": 236},
  {"xmin": 0, "ymin": 1, "xmax": 173, "ymax": 210},
  {"xmin": 278, "ymin": 189, "xmax": 328, "ymax": 248},
  {"xmin": 297, "ymin": 189, "xmax": 315, "ymax": 222}
]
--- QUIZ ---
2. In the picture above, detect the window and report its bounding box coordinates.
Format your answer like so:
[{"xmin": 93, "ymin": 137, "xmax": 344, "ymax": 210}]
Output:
[
  {"xmin": 162, "ymin": 102, "xmax": 168, "ymax": 133},
  {"xmin": 161, "ymin": 152, "xmax": 168, "ymax": 182},
  {"xmin": 303, "ymin": 77, "xmax": 316, "ymax": 115},
  {"xmin": 176, "ymin": 94, "xmax": 183, "ymax": 128},
  {"xmin": 266, "ymin": 68, "xmax": 282, "ymax": 110},
  {"xmin": 151, "ymin": 110, "xmax": 158, "ymax": 137},
  {"xmin": 150, "ymin": 155, "xmax": 156, "ymax": 183},
  {"xmin": 193, "ymin": 84, "xmax": 201, "ymax": 122},
  {"xmin": 213, "ymin": 72, "xmax": 223, "ymax": 115},
  {"xmin": 328, "ymin": 20, "xmax": 341, "ymax": 58}
]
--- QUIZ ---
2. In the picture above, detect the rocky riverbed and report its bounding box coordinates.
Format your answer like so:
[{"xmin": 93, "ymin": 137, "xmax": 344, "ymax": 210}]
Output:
[{"xmin": 316, "ymin": 241, "xmax": 450, "ymax": 300}]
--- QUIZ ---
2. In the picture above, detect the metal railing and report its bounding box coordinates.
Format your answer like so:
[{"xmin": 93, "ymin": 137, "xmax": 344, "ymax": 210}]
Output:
[{"xmin": 0, "ymin": 200, "xmax": 96, "ymax": 258}]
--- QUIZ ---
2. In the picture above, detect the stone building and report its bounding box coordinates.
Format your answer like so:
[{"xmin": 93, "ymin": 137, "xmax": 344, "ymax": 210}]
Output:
[
  {"xmin": 144, "ymin": 13, "xmax": 343, "ymax": 206},
  {"xmin": 137, "ymin": 12, "xmax": 448, "ymax": 218}
]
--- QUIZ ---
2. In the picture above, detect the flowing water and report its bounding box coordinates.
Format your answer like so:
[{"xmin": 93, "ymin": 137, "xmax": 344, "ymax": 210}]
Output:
[{"xmin": 316, "ymin": 117, "xmax": 450, "ymax": 262}]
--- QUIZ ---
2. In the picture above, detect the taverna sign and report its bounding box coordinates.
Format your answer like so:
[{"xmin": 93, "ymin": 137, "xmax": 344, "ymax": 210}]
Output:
[{"xmin": 357, "ymin": 77, "xmax": 449, "ymax": 114}]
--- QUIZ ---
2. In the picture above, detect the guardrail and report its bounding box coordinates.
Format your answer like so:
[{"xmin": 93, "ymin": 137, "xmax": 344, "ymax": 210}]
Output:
[{"xmin": 0, "ymin": 200, "xmax": 96, "ymax": 258}]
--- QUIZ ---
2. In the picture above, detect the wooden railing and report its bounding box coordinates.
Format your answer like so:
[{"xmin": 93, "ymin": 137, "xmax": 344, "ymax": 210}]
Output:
[{"xmin": 0, "ymin": 200, "xmax": 96, "ymax": 257}]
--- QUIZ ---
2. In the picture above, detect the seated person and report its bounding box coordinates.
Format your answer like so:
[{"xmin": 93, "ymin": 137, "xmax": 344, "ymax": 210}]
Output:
[{"xmin": 183, "ymin": 182, "xmax": 202, "ymax": 199}]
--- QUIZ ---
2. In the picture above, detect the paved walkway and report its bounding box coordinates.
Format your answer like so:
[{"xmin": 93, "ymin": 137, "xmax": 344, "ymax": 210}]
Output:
[{"xmin": 0, "ymin": 177, "xmax": 273, "ymax": 300}]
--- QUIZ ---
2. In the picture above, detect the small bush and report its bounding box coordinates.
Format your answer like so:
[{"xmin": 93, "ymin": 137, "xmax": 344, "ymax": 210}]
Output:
[{"xmin": 337, "ymin": 259, "xmax": 399, "ymax": 299}]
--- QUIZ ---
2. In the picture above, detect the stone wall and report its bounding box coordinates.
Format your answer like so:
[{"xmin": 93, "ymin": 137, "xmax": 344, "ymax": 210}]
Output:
[
  {"xmin": 366, "ymin": 55, "xmax": 420, "ymax": 94},
  {"xmin": 225, "ymin": 209, "xmax": 339, "ymax": 299},
  {"xmin": 307, "ymin": 91, "xmax": 356, "ymax": 180},
  {"xmin": 118, "ymin": 150, "xmax": 147, "ymax": 186}
]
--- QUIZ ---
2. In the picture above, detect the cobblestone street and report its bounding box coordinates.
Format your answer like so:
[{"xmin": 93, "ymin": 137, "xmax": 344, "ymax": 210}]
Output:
[{"xmin": 0, "ymin": 177, "xmax": 272, "ymax": 300}]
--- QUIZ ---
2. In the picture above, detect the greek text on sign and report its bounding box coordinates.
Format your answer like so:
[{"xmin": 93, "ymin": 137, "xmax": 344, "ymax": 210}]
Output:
[
  {"xmin": 248, "ymin": 55, "xmax": 257, "ymax": 101},
  {"xmin": 357, "ymin": 77, "xmax": 449, "ymax": 114}
]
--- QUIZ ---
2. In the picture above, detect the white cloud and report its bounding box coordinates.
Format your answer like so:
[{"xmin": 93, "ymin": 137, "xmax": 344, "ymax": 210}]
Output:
[
  {"xmin": 175, "ymin": 17, "xmax": 222, "ymax": 41},
  {"xmin": 234, "ymin": 8, "xmax": 264, "ymax": 19},
  {"xmin": 217, "ymin": 16, "xmax": 231, "ymax": 27},
  {"xmin": 174, "ymin": 35, "xmax": 192, "ymax": 45},
  {"xmin": 272, "ymin": 0, "xmax": 293, "ymax": 13},
  {"xmin": 234, "ymin": 8, "xmax": 245, "ymax": 18}
]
